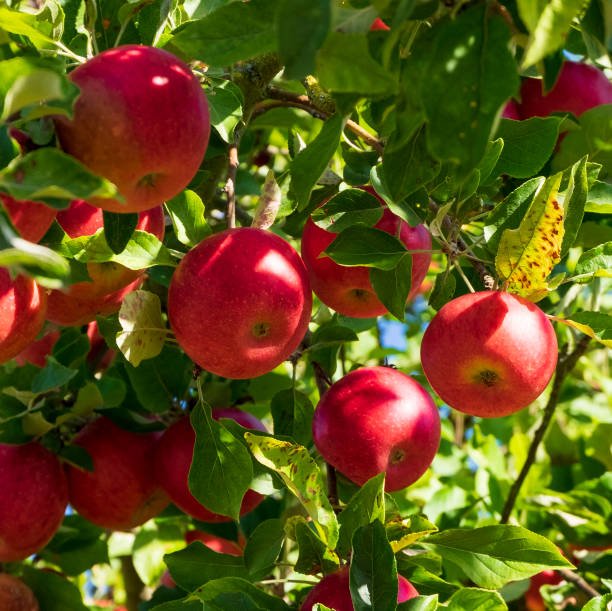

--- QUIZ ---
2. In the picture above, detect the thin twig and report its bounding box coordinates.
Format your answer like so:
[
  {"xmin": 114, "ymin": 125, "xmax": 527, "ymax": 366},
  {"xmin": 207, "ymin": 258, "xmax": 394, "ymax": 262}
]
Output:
[
  {"xmin": 500, "ymin": 335, "xmax": 591, "ymax": 524},
  {"xmin": 226, "ymin": 140, "xmax": 239, "ymax": 229},
  {"xmin": 557, "ymin": 568, "xmax": 600, "ymax": 599}
]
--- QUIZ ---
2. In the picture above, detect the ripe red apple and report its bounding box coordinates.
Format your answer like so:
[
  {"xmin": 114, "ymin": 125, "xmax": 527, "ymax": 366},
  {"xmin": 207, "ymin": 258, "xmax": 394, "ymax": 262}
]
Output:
[
  {"xmin": 0, "ymin": 194, "xmax": 57, "ymax": 242},
  {"xmin": 420, "ymin": 291, "xmax": 558, "ymax": 418},
  {"xmin": 0, "ymin": 574, "xmax": 39, "ymax": 611},
  {"xmin": 185, "ymin": 530, "xmax": 243, "ymax": 556},
  {"xmin": 301, "ymin": 567, "xmax": 418, "ymax": 610},
  {"xmin": 0, "ymin": 269, "xmax": 47, "ymax": 364},
  {"xmin": 154, "ymin": 408, "xmax": 266, "ymax": 523},
  {"xmin": 0, "ymin": 441, "xmax": 68, "ymax": 561},
  {"xmin": 301, "ymin": 188, "xmax": 431, "ymax": 318},
  {"xmin": 370, "ymin": 18, "xmax": 390, "ymax": 31},
  {"xmin": 501, "ymin": 99, "xmax": 521, "ymax": 120},
  {"xmin": 525, "ymin": 570, "xmax": 563, "ymax": 611},
  {"xmin": 54, "ymin": 45, "xmax": 210, "ymax": 214},
  {"xmin": 65, "ymin": 417, "xmax": 169, "ymax": 530},
  {"xmin": 168, "ymin": 227, "xmax": 312, "ymax": 379},
  {"xmin": 14, "ymin": 329, "xmax": 60, "ymax": 367},
  {"xmin": 312, "ymin": 366, "xmax": 440, "ymax": 491},
  {"xmin": 86, "ymin": 321, "xmax": 115, "ymax": 371},
  {"xmin": 519, "ymin": 61, "xmax": 612, "ymax": 119}
]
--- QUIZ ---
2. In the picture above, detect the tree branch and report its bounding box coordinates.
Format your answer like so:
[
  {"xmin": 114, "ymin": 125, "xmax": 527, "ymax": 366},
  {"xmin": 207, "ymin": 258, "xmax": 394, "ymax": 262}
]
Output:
[
  {"xmin": 558, "ymin": 568, "xmax": 600, "ymax": 599},
  {"xmin": 225, "ymin": 139, "xmax": 239, "ymax": 229},
  {"xmin": 120, "ymin": 555, "xmax": 145, "ymax": 611},
  {"xmin": 500, "ymin": 335, "xmax": 591, "ymax": 524}
]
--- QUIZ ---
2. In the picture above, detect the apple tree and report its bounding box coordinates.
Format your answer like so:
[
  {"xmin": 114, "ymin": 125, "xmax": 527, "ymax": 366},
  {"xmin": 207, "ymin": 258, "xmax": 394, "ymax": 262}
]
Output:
[{"xmin": 0, "ymin": 0, "xmax": 610, "ymax": 610}]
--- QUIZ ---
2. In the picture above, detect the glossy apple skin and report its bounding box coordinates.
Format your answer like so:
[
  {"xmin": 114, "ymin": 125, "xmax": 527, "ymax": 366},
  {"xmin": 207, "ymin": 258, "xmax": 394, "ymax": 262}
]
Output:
[
  {"xmin": 0, "ymin": 574, "xmax": 39, "ymax": 611},
  {"xmin": 0, "ymin": 269, "xmax": 47, "ymax": 364},
  {"xmin": 301, "ymin": 190, "xmax": 431, "ymax": 318},
  {"xmin": 154, "ymin": 408, "xmax": 266, "ymax": 523},
  {"xmin": 65, "ymin": 417, "xmax": 169, "ymax": 530},
  {"xmin": 525, "ymin": 570, "xmax": 563, "ymax": 611},
  {"xmin": 0, "ymin": 194, "xmax": 57, "ymax": 242},
  {"xmin": 519, "ymin": 61, "xmax": 612, "ymax": 119},
  {"xmin": 168, "ymin": 228, "xmax": 312, "ymax": 379},
  {"xmin": 15, "ymin": 329, "xmax": 61, "ymax": 367},
  {"xmin": 312, "ymin": 366, "xmax": 440, "ymax": 492},
  {"xmin": 421, "ymin": 291, "xmax": 558, "ymax": 418},
  {"xmin": 301, "ymin": 567, "xmax": 418, "ymax": 610},
  {"xmin": 55, "ymin": 45, "xmax": 210, "ymax": 214},
  {"xmin": 185, "ymin": 530, "xmax": 243, "ymax": 556},
  {"xmin": 0, "ymin": 442, "xmax": 68, "ymax": 562}
]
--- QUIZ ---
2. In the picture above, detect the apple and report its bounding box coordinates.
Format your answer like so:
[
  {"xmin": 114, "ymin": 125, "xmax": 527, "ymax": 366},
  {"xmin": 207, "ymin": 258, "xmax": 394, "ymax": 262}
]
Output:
[
  {"xmin": 0, "ymin": 269, "xmax": 47, "ymax": 364},
  {"xmin": 0, "ymin": 574, "xmax": 39, "ymax": 611},
  {"xmin": 518, "ymin": 61, "xmax": 612, "ymax": 119},
  {"xmin": 54, "ymin": 45, "xmax": 210, "ymax": 214},
  {"xmin": 185, "ymin": 529, "xmax": 243, "ymax": 556},
  {"xmin": 370, "ymin": 18, "xmax": 390, "ymax": 31},
  {"xmin": 525, "ymin": 570, "xmax": 563, "ymax": 611},
  {"xmin": 301, "ymin": 567, "xmax": 418, "ymax": 610},
  {"xmin": 14, "ymin": 329, "xmax": 60, "ymax": 367},
  {"xmin": 420, "ymin": 291, "xmax": 558, "ymax": 418},
  {"xmin": 301, "ymin": 187, "xmax": 431, "ymax": 318},
  {"xmin": 46, "ymin": 200, "xmax": 164, "ymax": 326},
  {"xmin": 65, "ymin": 417, "xmax": 169, "ymax": 530},
  {"xmin": 168, "ymin": 227, "xmax": 312, "ymax": 379},
  {"xmin": 85, "ymin": 321, "xmax": 115, "ymax": 371},
  {"xmin": 0, "ymin": 194, "xmax": 57, "ymax": 242},
  {"xmin": 154, "ymin": 408, "xmax": 266, "ymax": 523},
  {"xmin": 501, "ymin": 99, "xmax": 520, "ymax": 120},
  {"xmin": 0, "ymin": 441, "xmax": 68, "ymax": 562},
  {"xmin": 312, "ymin": 366, "xmax": 440, "ymax": 491}
]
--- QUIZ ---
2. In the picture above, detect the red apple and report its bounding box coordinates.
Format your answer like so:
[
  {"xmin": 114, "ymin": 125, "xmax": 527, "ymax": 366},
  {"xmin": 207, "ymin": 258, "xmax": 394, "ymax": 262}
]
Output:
[
  {"xmin": 14, "ymin": 329, "xmax": 60, "ymax": 367},
  {"xmin": 86, "ymin": 321, "xmax": 115, "ymax": 371},
  {"xmin": 185, "ymin": 530, "xmax": 243, "ymax": 556},
  {"xmin": 525, "ymin": 570, "xmax": 563, "ymax": 611},
  {"xmin": 0, "ymin": 269, "xmax": 47, "ymax": 364},
  {"xmin": 370, "ymin": 18, "xmax": 390, "ymax": 31},
  {"xmin": 0, "ymin": 194, "xmax": 57, "ymax": 242},
  {"xmin": 312, "ymin": 366, "xmax": 440, "ymax": 492},
  {"xmin": 154, "ymin": 408, "xmax": 266, "ymax": 523},
  {"xmin": 301, "ymin": 567, "xmax": 418, "ymax": 610},
  {"xmin": 420, "ymin": 291, "xmax": 558, "ymax": 418},
  {"xmin": 168, "ymin": 227, "xmax": 312, "ymax": 379},
  {"xmin": 0, "ymin": 574, "xmax": 39, "ymax": 611},
  {"xmin": 0, "ymin": 441, "xmax": 68, "ymax": 561},
  {"xmin": 54, "ymin": 45, "xmax": 210, "ymax": 214},
  {"xmin": 501, "ymin": 99, "xmax": 521, "ymax": 120},
  {"xmin": 65, "ymin": 417, "xmax": 169, "ymax": 530},
  {"xmin": 301, "ymin": 188, "xmax": 431, "ymax": 318},
  {"xmin": 519, "ymin": 61, "xmax": 612, "ymax": 120}
]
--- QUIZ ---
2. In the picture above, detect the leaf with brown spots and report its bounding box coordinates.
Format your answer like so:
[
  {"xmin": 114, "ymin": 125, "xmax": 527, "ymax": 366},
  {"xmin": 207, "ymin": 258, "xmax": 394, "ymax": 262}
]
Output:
[
  {"xmin": 245, "ymin": 433, "xmax": 339, "ymax": 548},
  {"xmin": 495, "ymin": 172, "xmax": 564, "ymax": 302}
]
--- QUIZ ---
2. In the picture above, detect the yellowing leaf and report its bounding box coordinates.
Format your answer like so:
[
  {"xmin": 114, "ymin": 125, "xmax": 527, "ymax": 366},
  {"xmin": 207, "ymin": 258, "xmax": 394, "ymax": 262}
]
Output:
[
  {"xmin": 116, "ymin": 290, "xmax": 167, "ymax": 366},
  {"xmin": 495, "ymin": 173, "xmax": 564, "ymax": 301},
  {"xmin": 552, "ymin": 312, "xmax": 612, "ymax": 348}
]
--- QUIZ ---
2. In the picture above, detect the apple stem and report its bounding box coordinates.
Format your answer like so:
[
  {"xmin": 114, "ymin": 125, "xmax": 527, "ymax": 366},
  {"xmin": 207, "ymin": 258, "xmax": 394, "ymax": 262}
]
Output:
[{"xmin": 501, "ymin": 335, "xmax": 590, "ymax": 525}]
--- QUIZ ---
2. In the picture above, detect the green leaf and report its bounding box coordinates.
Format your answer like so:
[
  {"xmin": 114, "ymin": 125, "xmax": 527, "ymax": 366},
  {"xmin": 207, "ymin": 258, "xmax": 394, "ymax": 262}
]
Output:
[
  {"xmin": 276, "ymin": 0, "xmax": 330, "ymax": 80},
  {"xmin": 585, "ymin": 181, "xmax": 612, "ymax": 214},
  {"xmin": 423, "ymin": 525, "xmax": 573, "ymax": 589},
  {"xmin": 493, "ymin": 117, "xmax": 562, "ymax": 178},
  {"xmin": 311, "ymin": 188, "xmax": 382, "ymax": 233},
  {"xmin": 0, "ymin": 7, "xmax": 55, "ymax": 46},
  {"xmin": 325, "ymin": 225, "xmax": 407, "ymax": 270},
  {"xmin": 495, "ymin": 172, "xmax": 564, "ymax": 301},
  {"xmin": 208, "ymin": 80, "xmax": 244, "ymax": 143},
  {"xmin": 369, "ymin": 253, "xmax": 412, "ymax": 320},
  {"xmin": 386, "ymin": 515, "xmax": 438, "ymax": 553},
  {"xmin": 270, "ymin": 388, "xmax": 314, "ymax": 447},
  {"xmin": 190, "ymin": 403, "xmax": 254, "ymax": 521},
  {"xmin": 428, "ymin": 268, "xmax": 456, "ymax": 311},
  {"xmin": 244, "ymin": 518, "xmax": 284, "ymax": 580},
  {"xmin": 169, "ymin": 0, "xmax": 277, "ymax": 66},
  {"xmin": 133, "ymin": 522, "xmax": 184, "ymax": 586},
  {"xmin": 316, "ymin": 32, "xmax": 397, "ymax": 96},
  {"xmin": 20, "ymin": 566, "xmax": 88, "ymax": 611},
  {"xmin": 103, "ymin": 211, "xmax": 138, "ymax": 255},
  {"xmin": 583, "ymin": 594, "xmax": 612, "ymax": 611},
  {"xmin": 337, "ymin": 473, "xmax": 385, "ymax": 557},
  {"xmin": 164, "ymin": 541, "xmax": 249, "ymax": 592},
  {"xmin": 421, "ymin": 5, "xmax": 519, "ymax": 172},
  {"xmin": 31, "ymin": 356, "xmax": 78, "ymax": 393},
  {"xmin": 286, "ymin": 516, "xmax": 340, "ymax": 575},
  {"xmin": 557, "ymin": 311, "xmax": 612, "ymax": 348},
  {"xmin": 0, "ymin": 148, "xmax": 118, "ymax": 206},
  {"xmin": 560, "ymin": 156, "xmax": 588, "ymax": 257},
  {"xmin": 521, "ymin": 0, "xmax": 587, "ymax": 69},
  {"xmin": 116, "ymin": 290, "xmax": 167, "ymax": 367},
  {"xmin": 195, "ymin": 577, "xmax": 291, "ymax": 611},
  {"xmin": 446, "ymin": 588, "xmax": 507, "ymax": 610},
  {"xmin": 397, "ymin": 595, "xmax": 439, "ymax": 611},
  {"xmin": 165, "ymin": 190, "xmax": 210, "ymax": 248},
  {"xmin": 290, "ymin": 113, "xmax": 344, "ymax": 210},
  {"xmin": 245, "ymin": 433, "xmax": 339, "ymax": 548},
  {"xmin": 574, "ymin": 241, "xmax": 612, "ymax": 279},
  {"xmin": 350, "ymin": 521, "xmax": 398, "ymax": 610}
]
